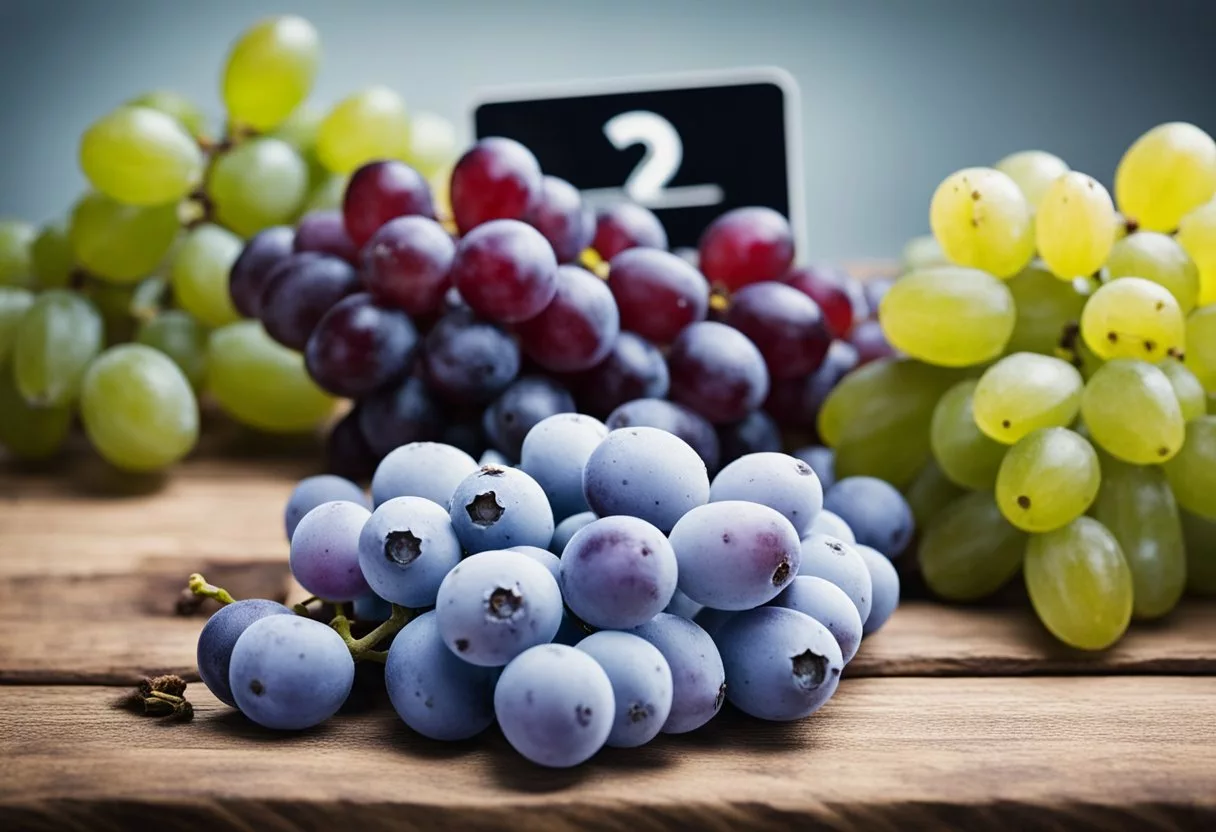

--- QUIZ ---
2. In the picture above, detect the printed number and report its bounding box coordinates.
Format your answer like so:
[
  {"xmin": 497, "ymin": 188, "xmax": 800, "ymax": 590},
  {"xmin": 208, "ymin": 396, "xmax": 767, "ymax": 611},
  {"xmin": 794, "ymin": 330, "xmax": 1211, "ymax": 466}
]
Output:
[{"xmin": 588, "ymin": 111, "xmax": 723, "ymax": 211}]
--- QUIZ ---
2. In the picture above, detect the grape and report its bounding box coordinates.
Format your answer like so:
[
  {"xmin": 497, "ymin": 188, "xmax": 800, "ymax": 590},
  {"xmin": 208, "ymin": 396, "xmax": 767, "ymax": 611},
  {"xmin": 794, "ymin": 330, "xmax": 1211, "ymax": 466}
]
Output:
[
  {"xmin": 994, "ymin": 149, "xmax": 1069, "ymax": 210},
  {"xmin": 902, "ymin": 459, "xmax": 965, "ymax": 530},
  {"xmin": 229, "ymin": 616, "xmax": 355, "ymax": 730},
  {"xmin": 326, "ymin": 406, "xmax": 380, "ymax": 482},
  {"xmin": 853, "ymin": 545, "xmax": 898, "ymax": 635},
  {"xmin": 362, "ymin": 216, "xmax": 455, "ymax": 316},
  {"xmin": 259, "ymin": 253, "xmax": 360, "ymax": 350},
  {"xmin": 1081, "ymin": 359, "xmax": 1184, "ymax": 463},
  {"xmin": 128, "ymin": 89, "xmax": 207, "ymax": 138},
  {"xmin": 482, "ymin": 375, "xmax": 574, "ymax": 461},
  {"xmin": 770, "ymin": 576, "xmax": 863, "ymax": 663},
  {"xmin": 1035, "ymin": 172, "xmax": 1117, "ymax": 279},
  {"xmin": 573, "ymin": 332, "xmax": 669, "ymax": 418},
  {"xmin": 919, "ymin": 490, "xmax": 1026, "ymax": 602},
  {"xmin": 135, "ymin": 311, "xmax": 208, "ymax": 390},
  {"xmin": 371, "ymin": 442, "xmax": 477, "ymax": 509},
  {"xmin": 808, "ymin": 509, "xmax": 855, "ymax": 544},
  {"xmin": 1177, "ymin": 200, "xmax": 1216, "ymax": 306},
  {"xmin": 450, "ymin": 219, "xmax": 557, "ymax": 324},
  {"xmin": 1004, "ymin": 262, "xmax": 1088, "ymax": 355},
  {"xmin": 1180, "ymin": 509, "xmax": 1216, "ymax": 596},
  {"xmin": 1115, "ymin": 122, "xmax": 1216, "ymax": 232},
  {"xmin": 30, "ymin": 221, "xmax": 74, "ymax": 290},
  {"xmin": 403, "ymin": 111, "xmax": 458, "ymax": 180},
  {"xmin": 791, "ymin": 445, "xmax": 835, "ymax": 492},
  {"xmin": 900, "ymin": 234, "xmax": 950, "ymax": 272},
  {"xmin": 930, "ymin": 379, "xmax": 1007, "ymax": 489},
  {"xmin": 593, "ymin": 202, "xmax": 668, "ymax": 260},
  {"xmin": 167, "ymin": 223, "xmax": 241, "ymax": 328},
  {"xmin": 449, "ymin": 465, "xmax": 554, "ymax": 553},
  {"xmin": 440, "ymin": 420, "xmax": 486, "ymax": 460},
  {"xmin": 208, "ymin": 138, "xmax": 309, "ymax": 237},
  {"xmin": 846, "ymin": 319, "xmax": 895, "ymax": 366},
  {"xmin": 1080, "ymin": 276, "xmax": 1184, "ymax": 362},
  {"xmin": 342, "ymin": 160, "xmax": 436, "ymax": 249},
  {"xmin": 12, "ymin": 290, "xmax": 103, "ymax": 407},
  {"xmin": 879, "ymin": 266, "xmax": 1016, "ymax": 366},
  {"xmin": 607, "ymin": 247, "xmax": 708, "ymax": 345},
  {"xmin": 575, "ymin": 631, "xmax": 672, "ymax": 749},
  {"xmin": 422, "ymin": 308, "xmax": 520, "ymax": 404},
  {"xmin": 206, "ymin": 320, "xmax": 334, "ymax": 433},
  {"xmin": 0, "ymin": 370, "xmax": 71, "ymax": 460},
  {"xmin": 929, "ymin": 167, "xmax": 1034, "ymax": 278},
  {"xmin": 305, "ymin": 173, "xmax": 349, "ymax": 213},
  {"xmin": 525, "ymin": 176, "xmax": 594, "ymax": 263},
  {"xmin": 519, "ymin": 413, "xmax": 609, "ymax": 520},
  {"xmin": 764, "ymin": 340, "xmax": 859, "ymax": 429},
  {"xmin": 358, "ymin": 375, "xmax": 443, "ymax": 459},
  {"xmin": 289, "ymin": 500, "xmax": 373, "ymax": 601},
  {"xmin": 0, "ymin": 219, "xmax": 34, "ymax": 288},
  {"xmin": 79, "ymin": 106, "xmax": 203, "ymax": 206},
  {"xmin": 516, "ymin": 265, "xmax": 620, "ymax": 372},
  {"xmin": 718, "ymin": 411, "xmax": 782, "ymax": 467},
  {"xmin": 385, "ymin": 611, "xmax": 498, "ymax": 741},
  {"xmin": 797, "ymin": 534, "xmax": 873, "ymax": 622},
  {"xmin": 715, "ymin": 607, "xmax": 842, "ymax": 721},
  {"xmin": 667, "ymin": 321, "xmax": 769, "ymax": 424},
  {"xmin": 450, "ymin": 137, "xmax": 542, "ymax": 234},
  {"xmin": 629, "ymin": 613, "xmax": 724, "ymax": 733},
  {"xmin": 494, "ymin": 644, "xmax": 614, "ymax": 767},
  {"xmin": 1106, "ymin": 232, "xmax": 1199, "ymax": 313},
  {"xmin": 784, "ymin": 266, "xmax": 858, "ymax": 338},
  {"xmin": 228, "ymin": 226, "xmax": 294, "ymax": 318},
  {"xmin": 358, "ymin": 496, "xmax": 463, "ymax": 608},
  {"xmin": 822, "ymin": 476, "xmax": 914, "ymax": 559},
  {"xmin": 315, "ymin": 86, "xmax": 411, "ymax": 174},
  {"xmin": 561, "ymin": 515, "xmax": 678, "ymax": 628},
  {"xmin": 725, "ymin": 281, "xmax": 832, "ymax": 380},
  {"xmin": 284, "ymin": 475, "xmax": 368, "ymax": 541},
  {"xmin": 550, "ymin": 511, "xmax": 595, "ymax": 555},
  {"xmin": 436, "ymin": 549, "xmax": 563, "ymax": 666},
  {"xmin": 305, "ymin": 294, "xmax": 418, "ymax": 398},
  {"xmin": 664, "ymin": 588, "xmax": 703, "ymax": 620},
  {"xmin": 996, "ymin": 427, "xmax": 1100, "ymax": 532},
  {"xmin": 698, "ymin": 206, "xmax": 794, "ymax": 292},
  {"xmin": 1158, "ymin": 358, "xmax": 1206, "ymax": 421},
  {"xmin": 1186, "ymin": 304, "xmax": 1216, "ymax": 390},
  {"xmin": 196, "ymin": 598, "xmax": 294, "ymax": 708},
  {"xmin": 0, "ymin": 287, "xmax": 34, "ymax": 365},
  {"xmin": 222, "ymin": 15, "xmax": 319, "ymax": 131},
  {"xmin": 293, "ymin": 209, "xmax": 358, "ymax": 264},
  {"xmin": 972, "ymin": 353, "xmax": 1083, "ymax": 444},
  {"xmin": 69, "ymin": 192, "xmax": 178, "ymax": 283},
  {"xmin": 710, "ymin": 452, "xmax": 823, "ymax": 537},
  {"xmin": 1162, "ymin": 416, "xmax": 1216, "ymax": 519},
  {"xmin": 1024, "ymin": 516, "xmax": 1132, "ymax": 650},
  {"xmin": 582, "ymin": 426, "xmax": 710, "ymax": 533}
]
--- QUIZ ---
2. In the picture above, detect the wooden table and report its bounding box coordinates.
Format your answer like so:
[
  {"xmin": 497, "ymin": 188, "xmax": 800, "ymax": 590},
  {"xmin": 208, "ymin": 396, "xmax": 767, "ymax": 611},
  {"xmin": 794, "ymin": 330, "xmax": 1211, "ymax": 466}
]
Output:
[{"xmin": 1, "ymin": 443, "xmax": 1214, "ymax": 831}]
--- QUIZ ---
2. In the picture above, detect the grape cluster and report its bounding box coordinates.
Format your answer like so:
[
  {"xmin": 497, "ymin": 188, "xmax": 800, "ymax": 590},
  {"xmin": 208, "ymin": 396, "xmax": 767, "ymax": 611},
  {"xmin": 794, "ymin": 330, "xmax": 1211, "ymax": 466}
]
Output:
[
  {"xmin": 196, "ymin": 420, "xmax": 901, "ymax": 766},
  {"xmin": 0, "ymin": 16, "xmax": 457, "ymax": 470},
  {"xmin": 821, "ymin": 123, "xmax": 1216, "ymax": 651}
]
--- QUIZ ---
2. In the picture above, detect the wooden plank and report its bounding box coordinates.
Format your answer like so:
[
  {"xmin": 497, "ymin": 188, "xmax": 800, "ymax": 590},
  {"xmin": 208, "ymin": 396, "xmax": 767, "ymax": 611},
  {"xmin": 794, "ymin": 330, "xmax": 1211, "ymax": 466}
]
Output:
[{"xmin": 0, "ymin": 678, "xmax": 1211, "ymax": 831}]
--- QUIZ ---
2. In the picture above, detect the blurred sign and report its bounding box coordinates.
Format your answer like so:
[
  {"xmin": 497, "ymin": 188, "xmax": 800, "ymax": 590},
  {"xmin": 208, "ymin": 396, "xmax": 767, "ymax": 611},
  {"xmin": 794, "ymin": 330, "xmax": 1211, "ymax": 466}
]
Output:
[{"xmin": 472, "ymin": 68, "xmax": 805, "ymax": 251}]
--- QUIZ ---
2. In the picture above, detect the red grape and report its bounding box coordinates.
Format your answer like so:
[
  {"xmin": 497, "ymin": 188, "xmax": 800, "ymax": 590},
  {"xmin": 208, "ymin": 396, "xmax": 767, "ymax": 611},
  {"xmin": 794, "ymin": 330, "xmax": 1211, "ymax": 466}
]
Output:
[
  {"xmin": 667, "ymin": 321, "xmax": 769, "ymax": 424},
  {"xmin": 259, "ymin": 253, "xmax": 361, "ymax": 350},
  {"xmin": 229, "ymin": 226, "xmax": 294, "ymax": 318},
  {"xmin": 450, "ymin": 137, "xmax": 542, "ymax": 234},
  {"xmin": 717, "ymin": 410, "xmax": 782, "ymax": 465},
  {"xmin": 764, "ymin": 340, "xmax": 859, "ymax": 429},
  {"xmin": 294, "ymin": 210, "xmax": 359, "ymax": 264},
  {"xmin": 423, "ymin": 308, "xmax": 520, "ymax": 404},
  {"xmin": 343, "ymin": 160, "xmax": 435, "ymax": 249},
  {"xmin": 592, "ymin": 202, "xmax": 667, "ymax": 260},
  {"xmin": 450, "ymin": 219, "xmax": 558, "ymax": 324},
  {"xmin": 516, "ymin": 265, "xmax": 620, "ymax": 372},
  {"xmin": 607, "ymin": 248, "xmax": 708, "ymax": 345},
  {"xmin": 358, "ymin": 374, "xmax": 444, "ymax": 459},
  {"xmin": 482, "ymin": 375, "xmax": 575, "ymax": 461},
  {"xmin": 699, "ymin": 206, "xmax": 794, "ymax": 292},
  {"xmin": 784, "ymin": 266, "xmax": 860, "ymax": 337},
  {"xmin": 571, "ymin": 331, "xmax": 669, "ymax": 418},
  {"xmin": 362, "ymin": 215, "xmax": 455, "ymax": 316},
  {"xmin": 847, "ymin": 318, "xmax": 896, "ymax": 365},
  {"xmin": 525, "ymin": 175, "xmax": 594, "ymax": 263},
  {"xmin": 725, "ymin": 281, "xmax": 831, "ymax": 380},
  {"xmin": 304, "ymin": 293, "xmax": 419, "ymax": 398}
]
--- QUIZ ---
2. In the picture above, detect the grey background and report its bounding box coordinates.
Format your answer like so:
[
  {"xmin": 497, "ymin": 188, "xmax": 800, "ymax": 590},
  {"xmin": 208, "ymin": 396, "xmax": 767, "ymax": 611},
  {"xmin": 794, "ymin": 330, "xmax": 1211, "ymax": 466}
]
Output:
[{"xmin": 1, "ymin": 0, "xmax": 1213, "ymax": 259}]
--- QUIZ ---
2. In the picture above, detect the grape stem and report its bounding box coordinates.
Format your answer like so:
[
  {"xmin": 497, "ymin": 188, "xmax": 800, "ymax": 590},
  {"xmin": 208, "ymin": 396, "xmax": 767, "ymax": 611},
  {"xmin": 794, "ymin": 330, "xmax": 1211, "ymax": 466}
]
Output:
[
  {"xmin": 292, "ymin": 595, "xmax": 321, "ymax": 616},
  {"xmin": 331, "ymin": 604, "xmax": 414, "ymax": 664},
  {"xmin": 187, "ymin": 573, "xmax": 236, "ymax": 606}
]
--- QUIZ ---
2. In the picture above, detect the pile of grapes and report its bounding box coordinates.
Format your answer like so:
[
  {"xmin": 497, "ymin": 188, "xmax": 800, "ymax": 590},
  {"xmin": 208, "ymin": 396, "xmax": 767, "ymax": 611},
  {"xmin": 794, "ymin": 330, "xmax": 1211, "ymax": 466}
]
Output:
[
  {"xmin": 0, "ymin": 15, "xmax": 455, "ymax": 469},
  {"xmin": 193, "ymin": 414, "xmax": 900, "ymax": 767},
  {"xmin": 818, "ymin": 123, "xmax": 1216, "ymax": 651}
]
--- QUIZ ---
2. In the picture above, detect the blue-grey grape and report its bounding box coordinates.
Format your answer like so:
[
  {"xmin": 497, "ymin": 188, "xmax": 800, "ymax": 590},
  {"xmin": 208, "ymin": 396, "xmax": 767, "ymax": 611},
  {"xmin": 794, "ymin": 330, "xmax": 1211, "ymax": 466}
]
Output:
[
  {"xmin": 358, "ymin": 496, "xmax": 463, "ymax": 608},
  {"xmin": 370, "ymin": 441, "xmax": 478, "ymax": 509},
  {"xmin": 606, "ymin": 397, "xmax": 721, "ymax": 474},
  {"xmin": 284, "ymin": 474, "xmax": 368, "ymax": 541},
  {"xmin": 792, "ymin": 445, "xmax": 836, "ymax": 492},
  {"xmin": 582, "ymin": 426, "xmax": 709, "ymax": 533},
  {"xmin": 560, "ymin": 515, "xmax": 678, "ymax": 629},
  {"xmin": 856, "ymin": 544, "xmax": 901, "ymax": 635},
  {"xmin": 289, "ymin": 500, "xmax": 372, "ymax": 602},
  {"xmin": 797, "ymin": 534, "xmax": 874, "ymax": 623},
  {"xmin": 449, "ymin": 465, "xmax": 554, "ymax": 553},
  {"xmin": 770, "ymin": 576, "xmax": 864, "ymax": 663},
  {"xmin": 709, "ymin": 452, "xmax": 824, "ymax": 537},
  {"xmin": 692, "ymin": 607, "xmax": 738, "ymax": 639},
  {"xmin": 352, "ymin": 591, "xmax": 392, "ymax": 622},
  {"xmin": 822, "ymin": 476, "xmax": 915, "ymax": 558},
  {"xmin": 807, "ymin": 509, "xmax": 855, "ymax": 543},
  {"xmin": 510, "ymin": 545, "xmax": 560, "ymax": 581},
  {"xmin": 629, "ymin": 612, "xmax": 725, "ymax": 734},
  {"xmin": 550, "ymin": 510, "xmax": 595, "ymax": 555},
  {"xmin": 196, "ymin": 598, "xmax": 293, "ymax": 707},
  {"xmin": 576, "ymin": 630, "xmax": 673, "ymax": 748},
  {"xmin": 519, "ymin": 412, "xmax": 608, "ymax": 521},
  {"xmin": 664, "ymin": 587, "xmax": 704, "ymax": 620}
]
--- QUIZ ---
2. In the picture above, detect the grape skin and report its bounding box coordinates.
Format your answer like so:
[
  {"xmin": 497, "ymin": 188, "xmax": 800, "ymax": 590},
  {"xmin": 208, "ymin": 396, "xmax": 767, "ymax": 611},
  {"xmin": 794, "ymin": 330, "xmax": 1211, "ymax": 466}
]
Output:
[
  {"xmin": 0, "ymin": 287, "xmax": 34, "ymax": 366},
  {"xmin": 698, "ymin": 206, "xmax": 794, "ymax": 292},
  {"xmin": 423, "ymin": 309, "xmax": 520, "ymax": 406},
  {"xmin": 1180, "ymin": 509, "xmax": 1216, "ymax": 596},
  {"xmin": 79, "ymin": 106, "xmax": 203, "ymax": 206},
  {"xmin": 448, "ymin": 465, "xmax": 554, "ymax": 554},
  {"xmin": 362, "ymin": 216, "xmax": 455, "ymax": 317},
  {"xmin": 667, "ymin": 321, "xmax": 769, "ymax": 425},
  {"xmin": 449, "ymin": 219, "xmax": 558, "ymax": 325},
  {"xmin": 1106, "ymin": 232, "xmax": 1199, "ymax": 314},
  {"xmin": 709, "ymin": 452, "xmax": 823, "ymax": 538},
  {"xmin": 31, "ymin": 221, "xmax": 74, "ymax": 289},
  {"xmin": 358, "ymin": 375, "xmax": 443, "ymax": 459},
  {"xmin": 259, "ymin": 253, "xmax": 361, "ymax": 351},
  {"xmin": 316, "ymin": 86, "xmax": 411, "ymax": 175},
  {"xmin": 919, "ymin": 490, "xmax": 1026, "ymax": 602},
  {"xmin": 1035, "ymin": 172, "xmax": 1117, "ymax": 280},
  {"xmin": 13, "ymin": 290, "xmax": 104, "ymax": 407},
  {"xmin": 1177, "ymin": 200, "xmax": 1216, "ymax": 306},
  {"xmin": 726, "ymin": 281, "xmax": 832, "ymax": 380},
  {"xmin": 796, "ymin": 534, "xmax": 873, "ymax": 623},
  {"xmin": 516, "ymin": 264, "xmax": 620, "ymax": 373},
  {"xmin": 1162, "ymin": 416, "xmax": 1216, "ymax": 520},
  {"xmin": 560, "ymin": 515, "xmax": 678, "ymax": 629},
  {"xmin": 525, "ymin": 176, "xmax": 594, "ymax": 263},
  {"xmin": 929, "ymin": 167, "xmax": 1034, "ymax": 278},
  {"xmin": 171, "ymin": 223, "xmax": 244, "ymax": 329},
  {"xmin": 575, "ymin": 631, "xmax": 673, "ymax": 749},
  {"xmin": 222, "ymin": 15, "xmax": 320, "ymax": 132},
  {"xmin": 1080, "ymin": 359, "xmax": 1184, "ymax": 464},
  {"xmin": 995, "ymin": 427, "xmax": 1100, "ymax": 533},
  {"xmin": 855, "ymin": 544, "xmax": 899, "ymax": 635},
  {"xmin": 628, "ymin": 613, "xmax": 725, "ymax": 734},
  {"xmin": 1003, "ymin": 263, "xmax": 1087, "ymax": 356},
  {"xmin": 196, "ymin": 598, "xmax": 293, "ymax": 707},
  {"xmin": 770, "ymin": 576, "xmax": 863, "ymax": 664},
  {"xmin": 1184, "ymin": 304, "xmax": 1216, "ymax": 391},
  {"xmin": 1114, "ymin": 122, "xmax": 1216, "ymax": 233},
  {"xmin": 449, "ymin": 137, "xmax": 542, "ymax": 235},
  {"xmin": 128, "ymin": 89, "xmax": 208, "ymax": 139},
  {"xmin": 593, "ymin": 203, "xmax": 668, "ymax": 260},
  {"xmin": 0, "ymin": 370, "xmax": 72, "ymax": 460},
  {"xmin": 290, "ymin": 500, "xmax": 372, "ymax": 601},
  {"xmin": 519, "ymin": 413, "xmax": 609, "ymax": 521},
  {"xmin": 994, "ymin": 149, "xmax": 1069, "ymax": 210},
  {"xmin": 370, "ymin": 442, "xmax": 477, "ymax": 509},
  {"xmin": 285, "ymin": 474, "xmax": 369, "ymax": 540},
  {"xmin": 573, "ymin": 332, "xmax": 670, "ymax": 419},
  {"xmin": 304, "ymin": 293, "xmax": 419, "ymax": 398},
  {"xmin": 482, "ymin": 376, "xmax": 574, "ymax": 462},
  {"xmin": 0, "ymin": 220, "xmax": 35, "ymax": 288},
  {"xmin": 607, "ymin": 247, "xmax": 709, "ymax": 346},
  {"xmin": 931, "ymin": 379, "xmax": 1007, "ymax": 490},
  {"xmin": 1080, "ymin": 276, "xmax": 1184, "ymax": 362},
  {"xmin": 821, "ymin": 476, "xmax": 914, "ymax": 559},
  {"xmin": 69, "ymin": 192, "xmax": 179, "ymax": 283},
  {"xmin": 971, "ymin": 353, "xmax": 1083, "ymax": 444},
  {"xmin": 717, "ymin": 410, "xmax": 782, "ymax": 465},
  {"xmin": 136, "ymin": 311, "xmax": 209, "ymax": 391},
  {"xmin": 902, "ymin": 460, "xmax": 965, "ymax": 531},
  {"xmin": 208, "ymin": 138, "xmax": 309, "ymax": 237},
  {"xmin": 1157, "ymin": 358, "xmax": 1206, "ymax": 421},
  {"xmin": 606, "ymin": 398, "xmax": 720, "ymax": 475},
  {"xmin": 358, "ymin": 496, "xmax": 463, "ymax": 608},
  {"xmin": 228, "ymin": 226, "xmax": 294, "ymax": 318}
]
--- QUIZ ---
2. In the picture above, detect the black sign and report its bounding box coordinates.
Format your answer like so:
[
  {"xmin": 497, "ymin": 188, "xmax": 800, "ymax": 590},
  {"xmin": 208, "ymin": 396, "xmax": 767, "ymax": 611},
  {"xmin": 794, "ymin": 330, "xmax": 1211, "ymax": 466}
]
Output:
[{"xmin": 472, "ymin": 69, "xmax": 805, "ymax": 251}]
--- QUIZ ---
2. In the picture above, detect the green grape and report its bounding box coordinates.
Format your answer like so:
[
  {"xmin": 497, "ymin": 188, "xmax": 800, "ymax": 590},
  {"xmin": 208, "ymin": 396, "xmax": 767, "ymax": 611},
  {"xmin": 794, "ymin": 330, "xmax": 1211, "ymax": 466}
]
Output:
[
  {"xmin": 80, "ymin": 344, "xmax": 198, "ymax": 472},
  {"xmin": 1179, "ymin": 509, "xmax": 1216, "ymax": 596},
  {"xmin": 929, "ymin": 167, "xmax": 1034, "ymax": 278},
  {"xmin": 1162, "ymin": 415, "xmax": 1216, "ymax": 520},
  {"xmin": 902, "ymin": 460, "xmax": 965, "ymax": 530},
  {"xmin": 316, "ymin": 86, "xmax": 411, "ymax": 175},
  {"xmin": 1091, "ymin": 453, "xmax": 1185, "ymax": 620},
  {"xmin": 69, "ymin": 192, "xmax": 179, "ymax": 283},
  {"xmin": 900, "ymin": 234, "xmax": 949, "ymax": 272},
  {"xmin": 919, "ymin": 490, "xmax": 1026, "ymax": 601},
  {"xmin": 1072, "ymin": 330, "xmax": 1105, "ymax": 381},
  {"xmin": 12, "ymin": 290, "xmax": 103, "ymax": 407},
  {"xmin": 207, "ymin": 320, "xmax": 334, "ymax": 433},
  {"xmin": 832, "ymin": 432, "xmax": 928, "ymax": 490},
  {"xmin": 1176, "ymin": 200, "xmax": 1216, "ymax": 306},
  {"xmin": 878, "ymin": 266, "xmax": 1015, "ymax": 367},
  {"xmin": 1158, "ymin": 357, "xmax": 1206, "ymax": 421},
  {"xmin": 1114, "ymin": 122, "xmax": 1216, "ymax": 233},
  {"xmin": 1185, "ymin": 304, "xmax": 1216, "ymax": 391},
  {"xmin": 303, "ymin": 173, "xmax": 348, "ymax": 213},
  {"xmin": 222, "ymin": 15, "xmax": 320, "ymax": 131},
  {"xmin": 1024, "ymin": 516, "xmax": 1132, "ymax": 651},
  {"xmin": 1105, "ymin": 231, "xmax": 1199, "ymax": 313},
  {"xmin": 972, "ymin": 352, "xmax": 1083, "ymax": 443},
  {"xmin": 1004, "ymin": 263, "xmax": 1087, "ymax": 355},
  {"xmin": 0, "ymin": 368, "xmax": 71, "ymax": 460},
  {"xmin": 127, "ymin": 90, "xmax": 207, "ymax": 138},
  {"xmin": 136, "ymin": 310, "xmax": 208, "ymax": 390},
  {"xmin": 0, "ymin": 287, "xmax": 34, "ymax": 366},
  {"xmin": 170, "ymin": 223, "xmax": 242, "ymax": 328},
  {"xmin": 994, "ymin": 149, "xmax": 1068, "ymax": 211},
  {"xmin": 930, "ymin": 379, "xmax": 1007, "ymax": 490},
  {"xmin": 995, "ymin": 427, "xmax": 1099, "ymax": 532},
  {"xmin": 0, "ymin": 219, "xmax": 35, "ymax": 288},
  {"xmin": 1035, "ymin": 172, "xmax": 1117, "ymax": 280},
  {"xmin": 1080, "ymin": 359, "xmax": 1184, "ymax": 463},
  {"xmin": 81, "ymin": 279, "xmax": 140, "ymax": 345},
  {"xmin": 30, "ymin": 220, "xmax": 75, "ymax": 289},
  {"xmin": 404, "ymin": 111, "xmax": 458, "ymax": 180},
  {"xmin": 129, "ymin": 276, "xmax": 169, "ymax": 322},
  {"xmin": 207, "ymin": 138, "xmax": 308, "ymax": 237},
  {"xmin": 79, "ymin": 106, "xmax": 203, "ymax": 207},
  {"xmin": 271, "ymin": 104, "xmax": 322, "ymax": 152},
  {"xmin": 1079, "ymin": 276, "xmax": 1184, "ymax": 361}
]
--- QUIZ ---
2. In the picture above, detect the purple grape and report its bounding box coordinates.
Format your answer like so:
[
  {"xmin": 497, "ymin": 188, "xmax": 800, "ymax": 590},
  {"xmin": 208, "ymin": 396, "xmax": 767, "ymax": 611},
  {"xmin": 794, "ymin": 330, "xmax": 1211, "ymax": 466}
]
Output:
[
  {"xmin": 792, "ymin": 445, "xmax": 836, "ymax": 492},
  {"xmin": 357, "ymin": 375, "xmax": 444, "ymax": 459},
  {"xmin": 710, "ymin": 452, "xmax": 824, "ymax": 537},
  {"xmin": 362, "ymin": 215, "xmax": 455, "ymax": 317},
  {"xmin": 663, "ymin": 587, "xmax": 704, "ymax": 620},
  {"xmin": 856, "ymin": 544, "xmax": 900, "ymax": 635},
  {"xmin": 582, "ymin": 426, "xmax": 710, "ymax": 533},
  {"xmin": 770, "ymin": 576, "xmax": 864, "ymax": 663},
  {"xmin": 284, "ymin": 474, "xmax": 369, "ymax": 541},
  {"xmin": 326, "ymin": 406, "xmax": 381, "ymax": 482},
  {"xmin": 606, "ymin": 397, "xmax": 720, "ymax": 474},
  {"xmin": 725, "ymin": 281, "xmax": 831, "ymax": 380},
  {"xmin": 229, "ymin": 615, "xmax": 355, "ymax": 730},
  {"xmin": 343, "ymin": 160, "xmax": 435, "ymax": 249},
  {"xmin": 259, "ymin": 252, "xmax": 361, "ymax": 350},
  {"xmin": 229, "ymin": 226, "xmax": 294, "ymax": 318},
  {"xmin": 519, "ymin": 412, "xmax": 608, "ymax": 521},
  {"xmin": 482, "ymin": 375, "xmax": 575, "ymax": 462},
  {"xmin": 450, "ymin": 137, "xmax": 542, "ymax": 235},
  {"xmin": 435, "ymin": 549, "xmax": 563, "ymax": 666},
  {"xmin": 607, "ymin": 247, "xmax": 709, "ymax": 345},
  {"xmin": 550, "ymin": 510, "xmax": 595, "ymax": 555},
  {"xmin": 525, "ymin": 175, "xmax": 594, "ymax": 263},
  {"xmin": 449, "ymin": 465, "xmax": 554, "ymax": 553},
  {"xmin": 714, "ymin": 606, "xmax": 843, "ymax": 721},
  {"xmin": 357, "ymin": 496, "xmax": 463, "ymax": 608},
  {"xmin": 576, "ymin": 630, "xmax": 673, "ymax": 748},
  {"xmin": 305, "ymin": 293, "xmax": 418, "ymax": 398},
  {"xmin": 808, "ymin": 509, "xmax": 855, "ymax": 543},
  {"xmin": 823, "ymin": 476, "xmax": 915, "ymax": 559},
  {"xmin": 797, "ymin": 534, "xmax": 873, "ymax": 622},
  {"xmin": 716, "ymin": 409, "xmax": 782, "ymax": 466},
  {"xmin": 572, "ymin": 332, "xmax": 669, "ymax": 419},
  {"xmin": 560, "ymin": 515, "xmax": 678, "ymax": 629},
  {"xmin": 289, "ymin": 500, "xmax": 372, "ymax": 602},
  {"xmin": 196, "ymin": 598, "xmax": 293, "ymax": 707},
  {"xmin": 668, "ymin": 321, "xmax": 769, "ymax": 424},
  {"xmin": 423, "ymin": 308, "xmax": 520, "ymax": 405},
  {"xmin": 628, "ymin": 613, "xmax": 724, "ymax": 734},
  {"xmin": 785, "ymin": 265, "xmax": 859, "ymax": 338},
  {"xmin": 370, "ymin": 441, "xmax": 478, "ymax": 509},
  {"xmin": 593, "ymin": 202, "xmax": 667, "ymax": 260},
  {"xmin": 450, "ymin": 219, "xmax": 557, "ymax": 324},
  {"xmin": 699, "ymin": 206, "xmax": 794, "ymax": 293},
  {"xmin": 848, "ymin": 318, "xmax": 896, "ymax": 366},
  {"xmin": 516, "ymin": 264, "xmax": 620, "ymax": 373},
  {"xmin": 294, "ymin": 209, "xmax": 359, "ymax": 264},
  {"xmin": 764, "ymin": 340, "xmax": 859, "ymax": 429}
]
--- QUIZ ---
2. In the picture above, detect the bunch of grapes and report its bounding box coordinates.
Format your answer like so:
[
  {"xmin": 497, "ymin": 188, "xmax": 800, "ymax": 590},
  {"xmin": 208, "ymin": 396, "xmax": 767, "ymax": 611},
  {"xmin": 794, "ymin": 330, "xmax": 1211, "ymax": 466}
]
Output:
[
  {"xmin": 193, "ymin": 411, "xmax": 900, "ymax": 766},
  {"xmin": 0, "ymin": 15, "xmax": 457, "ymax": 471},
  {"xmin": 812, "ymin": 123, "xmax": 1216, "ymax": 651}
]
